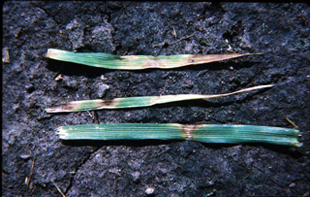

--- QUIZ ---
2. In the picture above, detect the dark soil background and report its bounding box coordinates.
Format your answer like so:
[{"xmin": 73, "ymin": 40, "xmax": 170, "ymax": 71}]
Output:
[{"xmin": 2, "ymin": 2, "xmax": 310, "ymax": 196}]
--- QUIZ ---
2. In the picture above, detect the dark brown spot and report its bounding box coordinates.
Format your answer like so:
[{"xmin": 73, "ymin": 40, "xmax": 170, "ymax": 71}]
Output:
[
  {"xmin": 54, "ymin": 103, "xmax": 75, "ymax": 111},
  {"xmin": 100, "ymin": 99, "xmax": 115, "ymax": 106},
  {"xmin": 188, "ymin": 55, "xmax": 203, "ymax": 64},
  {"xmin": 64, "ymin": 103, "xmax": 76, "ymax": 111}
]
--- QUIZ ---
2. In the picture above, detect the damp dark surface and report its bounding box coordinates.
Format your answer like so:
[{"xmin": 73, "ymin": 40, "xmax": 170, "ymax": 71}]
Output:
[{"xmin": 2, "ymin": 2, "xmax": 310, "ymax": 196}]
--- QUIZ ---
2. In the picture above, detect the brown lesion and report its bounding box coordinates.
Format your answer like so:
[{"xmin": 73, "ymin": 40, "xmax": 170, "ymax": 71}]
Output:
[
  {"xmin": 143, "ymin": 59, "xmax": 162, "ymax": 69},
  {"xmin": 100, "ymin": 99, "xmax": 115, "ymax": 106},
  {"xmin": 187, "ymin": 54, "xmax": 254, "ymax": 65},
  {"xmin": 54, "ymin": 103, "xmax": 75, "ymax": 111},
  {"xmin": 187, "ymin": 54, "xmax": 205, "ymax": 64},
  {"xmin": 45, "ymin": 102, "xmax": 76, "ymax": 113},
  {"xmin": 96, "ymin": 99, "xmax": 117, "ymax": 108},
  {"xmin": 181, "ymin": 124, "xmax": 199, "ymax": 140}
]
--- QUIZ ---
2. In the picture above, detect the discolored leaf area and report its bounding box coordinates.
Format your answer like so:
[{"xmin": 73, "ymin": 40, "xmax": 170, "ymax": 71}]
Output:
[
  {"xmin": 46, "ymin": 48, "xmax": 260, "ymax": 70},
  {"xmin": 45, "ymin": 84, "xmax": 273, "ymax": 113}
]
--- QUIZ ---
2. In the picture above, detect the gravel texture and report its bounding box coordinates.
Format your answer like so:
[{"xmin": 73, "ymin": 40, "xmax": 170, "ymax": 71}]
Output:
[{"xmin": 2, "ymin": 2, "xmax": 310, "ymax": 196}]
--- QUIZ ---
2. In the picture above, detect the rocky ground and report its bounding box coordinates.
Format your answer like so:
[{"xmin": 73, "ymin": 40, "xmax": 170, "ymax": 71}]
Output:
[{"xmin": 2, "ymin": 2, "xmax": 310, "ymax": 196}]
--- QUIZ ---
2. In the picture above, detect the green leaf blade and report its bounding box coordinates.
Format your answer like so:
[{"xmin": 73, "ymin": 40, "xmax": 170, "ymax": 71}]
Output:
[
  {"xmin": 193, "ymin": 125, "xmax": 302, "ymax": 147},
  {"xmin": 57, "ymin": 123, "xmax": 302, "ymax": 147},
  {"xmin": 58, "ymin": 123, "xmax": 184, "ymax": 140}
]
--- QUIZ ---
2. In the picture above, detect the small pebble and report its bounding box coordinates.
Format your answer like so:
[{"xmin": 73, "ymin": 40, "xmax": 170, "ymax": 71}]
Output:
[
  {"xmin": 64, "ymin": 77, "xmax": 78, "ymax": 89},
  {"xmin": 207, "ymin": 180, "xmax": 214, "ymax": 186},
  {"xmin": 97, "ymin": 83, "xmax": 110, "ymax": 98},
  {"xmin": 289, "ymin": 182, "xmax": 296, "ymax": 188},
  {"xmin": 20, "ymin": 154, "xmax": 31, "ymax": 160},
  {"xmin": 2, "ymin": 47, "xmax": 10, "ymax": 63},
  {"xmin": 131, "ymin": 171, "xmax": 140, "ymax": 183},
  {"xmin": 145, "ymin": 187, "xmax": 155, "ymax": 195}
]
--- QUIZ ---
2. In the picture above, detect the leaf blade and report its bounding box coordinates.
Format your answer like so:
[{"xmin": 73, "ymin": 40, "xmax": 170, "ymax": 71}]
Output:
[
  {"xmin": 46, "ymin": 48, "xmax": 260, "ymax": 70},
  {"xmin": 57, "ymin": 123, "xmax": 302, "ymax": 147},
  {"xmin": 45, "ymin": 84, "xmax": 273, "ymax": 113}
]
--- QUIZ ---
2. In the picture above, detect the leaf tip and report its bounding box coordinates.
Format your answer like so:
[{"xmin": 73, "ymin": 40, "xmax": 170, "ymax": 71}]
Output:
[
  {"xmin": 45, "ymin": 48, "xmax": 56, "ymax": 58},
  {"xmin": 56, "ymin": 126, "xmax": 67, "ymax": 139},
  {"xmin": 295, "ymin": 142, "xmax": 303, "ymax": 147}
]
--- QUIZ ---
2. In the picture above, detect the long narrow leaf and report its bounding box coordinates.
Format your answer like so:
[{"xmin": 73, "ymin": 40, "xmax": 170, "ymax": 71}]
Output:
[
  {"xmin": 57, "ymin": 123, "xmax": 302, "ymax": 147},
  {"xmin": 46, "ymin": 48, "xmax": 260, "ymax": 70},
  {"xmin": 46, "ymin": 84, "xmax": 273, "ymax": 113}
]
